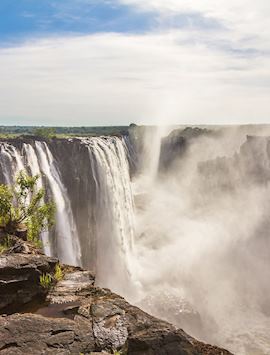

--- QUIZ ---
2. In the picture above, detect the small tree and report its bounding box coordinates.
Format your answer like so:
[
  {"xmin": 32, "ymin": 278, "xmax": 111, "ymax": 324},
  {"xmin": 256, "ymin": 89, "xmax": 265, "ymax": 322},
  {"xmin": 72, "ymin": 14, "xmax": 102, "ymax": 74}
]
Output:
[
  {"xmin": 33, "ymin": 127, "xmax": 56, "ymax": 139},
  {"xmin": 0, "ymin": 171, "xmax": 55, "ymax": 245}
]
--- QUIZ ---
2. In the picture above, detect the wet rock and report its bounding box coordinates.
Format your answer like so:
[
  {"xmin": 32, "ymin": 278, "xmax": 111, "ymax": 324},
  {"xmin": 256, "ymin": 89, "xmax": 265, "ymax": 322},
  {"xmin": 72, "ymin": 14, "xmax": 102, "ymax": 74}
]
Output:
[{"xmin": 159, "ymin": 127, "xmax": 212, "ymax": 172}]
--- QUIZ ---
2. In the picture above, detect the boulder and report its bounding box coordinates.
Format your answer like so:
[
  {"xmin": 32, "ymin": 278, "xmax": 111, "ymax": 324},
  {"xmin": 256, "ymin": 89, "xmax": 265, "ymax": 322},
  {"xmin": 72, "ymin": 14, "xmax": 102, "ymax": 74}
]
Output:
[
  {"xmin": 0, "ymin": 253, "xmax": 58, "ymax": 313},
  {"xmin": 0, "ymin": 313, "xmax": 95, "ymax": 355}
]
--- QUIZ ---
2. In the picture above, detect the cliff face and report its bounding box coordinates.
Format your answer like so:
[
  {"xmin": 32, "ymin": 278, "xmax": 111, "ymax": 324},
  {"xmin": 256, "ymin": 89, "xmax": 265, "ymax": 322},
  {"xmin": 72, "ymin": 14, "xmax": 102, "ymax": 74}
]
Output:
[
  {"xmin": 47, "ymin": 138, "xmax": 98, "ymax": 270},
  {"xmin": 198, "ymin": 135, "xmax": 270, "ymax": 190},
  {"xmin": 158, "ymin": 127, "xmax": 213, "ymax": 173},
  {"xmin": 0, "ymin": 135, "xmax": 134, "ymax": 273},
  {"xmin": 0, "ymin": 137, "xmax": 99, "ymax": 269},
  {"xmin": 0, "ymin": 244, "xmax": 232, "ymax": 355}
]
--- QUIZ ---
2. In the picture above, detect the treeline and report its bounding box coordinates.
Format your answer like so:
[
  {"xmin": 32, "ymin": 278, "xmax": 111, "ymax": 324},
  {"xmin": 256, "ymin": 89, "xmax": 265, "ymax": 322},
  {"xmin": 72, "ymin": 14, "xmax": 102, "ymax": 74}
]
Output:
[{"xmin": 0, "ymin": 125, "xmax": 130, "ymax": 137}]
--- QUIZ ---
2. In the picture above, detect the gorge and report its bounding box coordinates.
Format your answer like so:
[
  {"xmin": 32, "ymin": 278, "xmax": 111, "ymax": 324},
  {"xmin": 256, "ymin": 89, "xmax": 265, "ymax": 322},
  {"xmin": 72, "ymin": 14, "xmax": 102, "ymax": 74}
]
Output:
[{"xmin": 1, "ymin": 125, "xmax": 270, "ymax": 355}]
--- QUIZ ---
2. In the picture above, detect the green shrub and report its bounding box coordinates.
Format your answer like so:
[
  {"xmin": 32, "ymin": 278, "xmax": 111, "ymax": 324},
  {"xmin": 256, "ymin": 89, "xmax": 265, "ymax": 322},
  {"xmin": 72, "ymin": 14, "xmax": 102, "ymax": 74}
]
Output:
[
  {"xmin": 39, "ymin": 273, "xmax": 53, "ymax": 289},
  {"xmin": 0, "ymin": 171, "xmax": 55, "ymax": 246},
  {"xmin": 54, "ymin": 263, "xmax": 63, "ymax": 281},
  {"xmin": 0, "ymin": 235, "xmax": 13, "ymax": 254},
  {"xmin": 33, "ymin": 127, "xmax": 56, "ymax": 139}
]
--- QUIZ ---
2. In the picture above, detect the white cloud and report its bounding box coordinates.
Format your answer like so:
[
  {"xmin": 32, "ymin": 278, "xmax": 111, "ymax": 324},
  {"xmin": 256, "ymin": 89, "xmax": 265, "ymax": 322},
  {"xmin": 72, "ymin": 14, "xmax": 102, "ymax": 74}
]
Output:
[
  {"xmin": 118, "ymin": 0, "xmax": 270, "ymax": 53},
  {"xmin": 0, "ymin": 8, "xmax": 269, "ymax": 126},
  {"xmin": 118, "ymin": 0, "xmax": 270, "ymax": 31}
]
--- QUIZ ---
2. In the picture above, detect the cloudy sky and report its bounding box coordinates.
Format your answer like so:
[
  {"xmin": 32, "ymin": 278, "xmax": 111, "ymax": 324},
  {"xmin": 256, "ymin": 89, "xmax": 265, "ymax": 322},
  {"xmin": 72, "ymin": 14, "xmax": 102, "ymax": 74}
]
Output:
[{"xmin": 0, "ymin": 0, "xmax": 269, "ymax": 126}]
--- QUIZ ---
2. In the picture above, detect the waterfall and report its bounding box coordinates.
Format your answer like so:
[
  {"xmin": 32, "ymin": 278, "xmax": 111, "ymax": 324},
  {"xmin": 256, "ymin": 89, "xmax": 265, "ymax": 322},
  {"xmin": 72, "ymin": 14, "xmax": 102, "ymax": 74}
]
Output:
[
  {"xmin": 0, "ymin": 141, "xmax": 81, "ymax": 266},
  {"xmin": 0, "ymin": 144, "xmax": 13, "ymax": 185},
  {"xmin": 35, "ymin": 141, "xmax": 81, "ymax": 266},
  {"xmin": 84, "ymin": 136, "xmax": 135, "ymax": 295},
  {"xmin": 2, "ymin": 130, "xmax": 270, "ymax": 354},
  {"xmin": 0, "ymin": 143, "xmax": 24, "ymax": 184},
  {"xmin": 22, "ymin": 143, "xmax": 51, "ymax": 256},
  {"xmin": 0, "ymin": 137, "xmax": 135, "ymax": 290}
]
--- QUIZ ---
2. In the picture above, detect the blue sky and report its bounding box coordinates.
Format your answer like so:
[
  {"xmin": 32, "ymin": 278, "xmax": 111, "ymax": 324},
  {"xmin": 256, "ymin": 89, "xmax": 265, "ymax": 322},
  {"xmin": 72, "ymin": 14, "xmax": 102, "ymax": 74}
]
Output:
[
  {"xmin": 0, "ymin": 0, "xmax": 222, "ymax": 44},
  {"xmin": 0, "ymin": 0, "xmax": 269, "ymax": 126},
  {"xmin": 0, "ymin": 0, "xmax": 155, "ymax": 45}
]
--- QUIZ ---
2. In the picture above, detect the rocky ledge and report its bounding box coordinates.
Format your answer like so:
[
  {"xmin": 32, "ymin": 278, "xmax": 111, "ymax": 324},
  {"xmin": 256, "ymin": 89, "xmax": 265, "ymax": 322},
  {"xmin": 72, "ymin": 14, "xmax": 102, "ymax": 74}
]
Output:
[{"xmin": 0, "ymin": 244, "xmax": 232, "ymax": 355}]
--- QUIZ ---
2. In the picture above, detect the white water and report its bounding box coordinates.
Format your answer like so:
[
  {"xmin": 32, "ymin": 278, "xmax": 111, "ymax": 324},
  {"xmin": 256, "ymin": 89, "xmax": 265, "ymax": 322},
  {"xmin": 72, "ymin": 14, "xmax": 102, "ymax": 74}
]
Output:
[
  {"xmin": 22, "ymin": 143, "xmax": 51, "ymax": 256},
  {"xmin": 0, "ymin": 141, "xmax": 81, "ymax": 266},
  {"xmin": 84, "ymin": 136, "xmax": 135, "ymax": 296},
  {"xmin": 0, "ymin": 143, "xmax": 24, "ymax": 184},
  {"xmin": 0, "ymin": 144, "xmax": 13, "ymax": 185},
  {"xmin": 35, "ymin": 141, "xmax": 81, "ymax": 266},
  {"xmin": 0, "ymin": 137, "xmax": 134, "ymax": 277}
]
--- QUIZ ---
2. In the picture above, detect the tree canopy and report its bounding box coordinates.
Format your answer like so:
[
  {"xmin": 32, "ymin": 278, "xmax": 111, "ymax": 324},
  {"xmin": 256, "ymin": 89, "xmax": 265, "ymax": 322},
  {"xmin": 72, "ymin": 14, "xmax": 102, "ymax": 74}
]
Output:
[{"xmin": 0, "ymin": 171, "xmax": 55, "ymax": 246}]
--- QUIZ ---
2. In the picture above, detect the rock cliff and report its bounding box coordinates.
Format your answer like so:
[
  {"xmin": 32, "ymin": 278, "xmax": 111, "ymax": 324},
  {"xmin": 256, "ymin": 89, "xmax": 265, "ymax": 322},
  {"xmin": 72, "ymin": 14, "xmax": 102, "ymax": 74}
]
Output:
[{"xmin": 0, "ymin": 243, "xmax": 232, "ymax": 355}]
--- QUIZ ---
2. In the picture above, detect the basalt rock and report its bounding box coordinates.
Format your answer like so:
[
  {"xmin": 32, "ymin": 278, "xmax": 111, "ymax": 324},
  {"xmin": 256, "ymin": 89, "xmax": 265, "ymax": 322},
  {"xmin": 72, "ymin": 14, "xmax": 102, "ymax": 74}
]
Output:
[
  {"xmin": 0, "ymin": 252, "xmax": 58, "ymax": 313},
  {"xmin": 0, "ymin": 251, "xmax": 232, "ymax": 355},
  {"xmin": 0, "ymin": 285, "xmax": 232, "ymax": 355},
  {"xmin": 159, "ymin": 127, "xmax": 213, "ymax": 173}
]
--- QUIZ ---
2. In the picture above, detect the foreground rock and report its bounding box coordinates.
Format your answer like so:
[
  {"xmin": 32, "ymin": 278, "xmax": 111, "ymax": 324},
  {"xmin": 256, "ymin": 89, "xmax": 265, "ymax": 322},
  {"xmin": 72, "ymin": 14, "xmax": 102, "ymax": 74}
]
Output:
[
  {"xmin": 0, "ymin": 252, "xmax": 232, "ymax": 354},
  {"xmin": 0, "ymin": 252, "xmax": 58, "ymax": 313}
]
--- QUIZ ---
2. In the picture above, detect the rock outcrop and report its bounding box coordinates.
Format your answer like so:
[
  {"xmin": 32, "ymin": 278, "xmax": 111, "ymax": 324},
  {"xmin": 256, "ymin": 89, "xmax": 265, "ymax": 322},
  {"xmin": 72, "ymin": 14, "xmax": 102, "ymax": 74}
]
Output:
[
  {"xmin": 159, "ymin": 127, "xmax": 212, "ymax": 172},
  {"xmin": 0, "ymin": 252, "xmax": 58, "ymax": 313},
  {"xmin": 0, "ymin": 248, "xmax": 232, "ymax": 355}
]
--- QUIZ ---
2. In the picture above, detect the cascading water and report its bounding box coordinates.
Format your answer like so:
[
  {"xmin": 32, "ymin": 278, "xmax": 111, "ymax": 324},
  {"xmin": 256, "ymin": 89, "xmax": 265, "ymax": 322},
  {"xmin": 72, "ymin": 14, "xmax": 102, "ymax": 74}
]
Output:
[
  {"xmin": 22, "ymin": 143, "xmax": 51, "ymax": 256},
  {"xmin": 35, "ymin": 141, "xmax": 81, "ymax": 266},
  {"xmin": 83, "ymin": 136, "xmax": 135, "ymax": 295},
  {"xmin": 0, "ymin": 140, "xmax": 81, "ymax": 266},
  {"xmin": 0, "ymin": 143, "xmax": 24, "ymax": 184},
  {"xmin": 0, "ymin": 144, "xmax": 13, "ymax": 185},
  {"xmin": 0, "ymin": 137, "xmax": 135, "ymax": 283}
]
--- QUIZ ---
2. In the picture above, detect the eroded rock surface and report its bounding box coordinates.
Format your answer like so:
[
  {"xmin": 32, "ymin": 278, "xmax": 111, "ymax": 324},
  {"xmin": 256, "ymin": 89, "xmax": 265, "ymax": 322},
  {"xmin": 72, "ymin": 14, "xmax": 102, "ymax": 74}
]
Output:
[
  {"xmin": 0, "ymin": 252, "xmax": 232, "ymax": 355},
  {"xmin": 0, "ymin": 253, "xmax": 58, "ymax": 313},
  {"xmin": 47, "ymin": 269, "xmax": 95, "ymax": 304}
]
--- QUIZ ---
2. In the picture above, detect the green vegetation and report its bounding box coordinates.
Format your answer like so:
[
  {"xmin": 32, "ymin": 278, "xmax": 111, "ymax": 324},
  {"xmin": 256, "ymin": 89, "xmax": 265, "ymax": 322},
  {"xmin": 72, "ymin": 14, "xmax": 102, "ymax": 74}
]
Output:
[
  {"xmin": 0, "ymin": 235, "xmax": 13, "ymax": 254},
  {"xmin": 54, "ymin": 263, "xmax": 63, "ymax": 281},
  {"xmin": 39, "ymin": 273, "xmax": 53, "ymax": 289},
  {"xmin": 33, "ymin": 127, "xmax": 56, "ymax": 139},
  {"xmin": 40, "ymin": 264, "xmax": 64, "ymax": 289},
  {"xmin": 0, "ymin": 125, "xmax": 129, "ymax": 138},
  {"xmin": 0, "ymin": 171, "xmax": 55, "ymax": 246}
]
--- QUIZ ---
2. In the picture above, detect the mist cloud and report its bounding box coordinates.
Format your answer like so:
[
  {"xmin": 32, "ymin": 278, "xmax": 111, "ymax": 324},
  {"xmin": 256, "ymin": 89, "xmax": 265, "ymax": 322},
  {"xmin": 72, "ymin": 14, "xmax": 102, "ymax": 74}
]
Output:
[{"xmin": 131, "ymin": 127, "xmax": 270, "ymax": 354}]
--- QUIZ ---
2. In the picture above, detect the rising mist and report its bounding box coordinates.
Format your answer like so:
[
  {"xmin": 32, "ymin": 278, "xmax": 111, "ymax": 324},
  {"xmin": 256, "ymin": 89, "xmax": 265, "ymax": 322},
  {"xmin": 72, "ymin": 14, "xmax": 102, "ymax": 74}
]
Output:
[{"xmin": 126, "ymin": 125, "xmax": 270, "ymax": 355}]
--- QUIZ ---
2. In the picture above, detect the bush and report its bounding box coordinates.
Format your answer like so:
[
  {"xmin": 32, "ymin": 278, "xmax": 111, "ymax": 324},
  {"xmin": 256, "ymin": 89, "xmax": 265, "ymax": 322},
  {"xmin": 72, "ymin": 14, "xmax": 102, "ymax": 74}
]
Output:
[
  {"xmin": 33, "ymin": 127, "xmax": 56, "ymax": 139},
  {"xmin": 0, "ymin": 171, "xmax": 55, "ymax": 246},
  {"xmin": 0, "ymin": 235, "xmax": 13, "ymax": 254},
  {"xmin": 54, "ymin": 263, "xmax": 63, "ymax": 281},
  {"xmin": 40, "ymin": 273, "xmax": 53, "ymax": 289}
]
